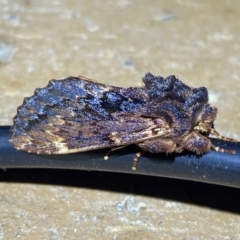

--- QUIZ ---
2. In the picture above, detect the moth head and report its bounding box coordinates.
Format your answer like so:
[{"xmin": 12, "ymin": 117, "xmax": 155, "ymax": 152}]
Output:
[{"xmin": 194, "ymin": 104, "xmax": 218, "ymax": 135}]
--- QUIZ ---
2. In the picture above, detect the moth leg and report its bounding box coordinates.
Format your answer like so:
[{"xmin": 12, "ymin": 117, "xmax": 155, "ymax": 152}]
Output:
[
  {"xmin": 132, "ymin": 150, "xmax": 146, "ymax": 171},
  {"xmin": 210, "ymin": 129, "xmax": 237, "ymax": 154},
  {"xmin": 211, "ymin": 129, "xmax": 238, "ymax": 143},
  {"xmin": 104, "ymin": 146, "xmax": 127, "ymax": 160},
  {"xmin": 211, "ymin": 144, "xmax": 236, "ymax": 154}
]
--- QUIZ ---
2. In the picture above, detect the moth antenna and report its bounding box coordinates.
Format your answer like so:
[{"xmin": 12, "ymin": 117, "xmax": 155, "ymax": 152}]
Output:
[
  {"xmin": 103, "ymin": 146, "xmax": 127, "ymax": 161},
  {"xmin": 132, "ymin": 150, "xmax": 146, "ymax": 171},
  {"xmin": 211, "ymin": 129, "xmax": 238, "ymax": 143},
  {"xmin": 211, "ymin": 144, "xmax": 236, "ymax": 154}
]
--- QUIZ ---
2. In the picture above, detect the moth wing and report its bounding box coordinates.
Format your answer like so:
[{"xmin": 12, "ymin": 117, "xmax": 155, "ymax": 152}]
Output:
[
  {"xmin": 9, "ymin": 76, "xmax": 172, "ymax": 154},
  {"xmin": 10, "ymin": 113, "xmax": 171, "ymax": 154}
]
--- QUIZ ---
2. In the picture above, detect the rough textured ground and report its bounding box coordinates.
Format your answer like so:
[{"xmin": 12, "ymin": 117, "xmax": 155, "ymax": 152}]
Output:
[{"xmin": 0, "ymin": 0, "xmax": 240, "ymax": 239}]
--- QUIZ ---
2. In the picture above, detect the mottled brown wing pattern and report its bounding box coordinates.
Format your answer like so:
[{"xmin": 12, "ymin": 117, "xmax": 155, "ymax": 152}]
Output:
[{"xmin": 9, "ymin": 75, "xmax": 173, "ymax": 154}]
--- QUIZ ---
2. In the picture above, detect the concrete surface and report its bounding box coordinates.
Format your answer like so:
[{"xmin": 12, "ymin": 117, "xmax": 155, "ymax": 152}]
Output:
[{"xmin": 0, "ymin": 0, "xmax": 240, "ymax": 239}]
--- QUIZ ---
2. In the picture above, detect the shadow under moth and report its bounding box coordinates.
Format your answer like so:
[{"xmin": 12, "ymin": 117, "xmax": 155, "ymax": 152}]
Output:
[{"xmin": 9, "ymin": 72, "xmax": 237, "ymax": 170}]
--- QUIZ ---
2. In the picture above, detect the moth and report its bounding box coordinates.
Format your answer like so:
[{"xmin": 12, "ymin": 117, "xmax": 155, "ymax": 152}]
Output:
[{"xmin": 9, "ymin": 72, "xmax": 237, "ymax": 170}]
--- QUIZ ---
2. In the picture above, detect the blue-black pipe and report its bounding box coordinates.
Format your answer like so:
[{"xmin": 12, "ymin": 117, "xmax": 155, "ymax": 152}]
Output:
[{"xmin": 0, "ymin": 126, "xmax": 239, "ymax": 188}]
